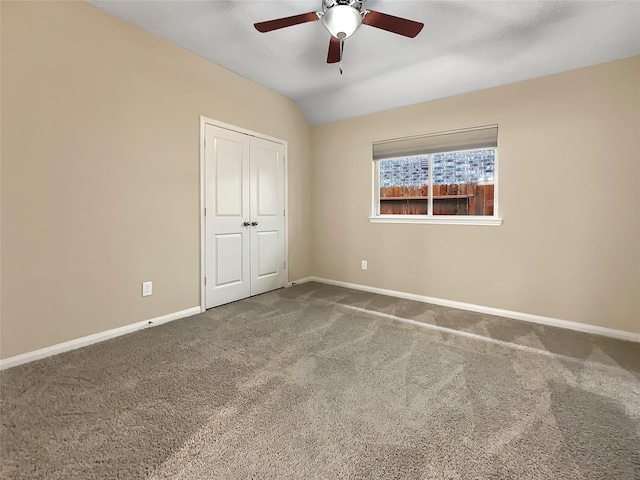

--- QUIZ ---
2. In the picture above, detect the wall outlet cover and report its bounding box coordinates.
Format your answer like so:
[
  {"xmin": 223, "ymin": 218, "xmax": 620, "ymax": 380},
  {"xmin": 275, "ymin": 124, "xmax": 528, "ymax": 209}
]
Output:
[
  {"xmin": 361, "ymin": 260, "xmax": 368, "ymax": 270},
  {"xmin": 142, "ymin": 281, "xmax": 152, "ymax": 297}
]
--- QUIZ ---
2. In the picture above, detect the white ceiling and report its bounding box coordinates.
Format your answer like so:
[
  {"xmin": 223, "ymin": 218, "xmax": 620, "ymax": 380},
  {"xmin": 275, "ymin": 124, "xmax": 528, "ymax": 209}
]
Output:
[{"xmin": 89, "ymin": 1, "xmax": 640, "ymax": 125}]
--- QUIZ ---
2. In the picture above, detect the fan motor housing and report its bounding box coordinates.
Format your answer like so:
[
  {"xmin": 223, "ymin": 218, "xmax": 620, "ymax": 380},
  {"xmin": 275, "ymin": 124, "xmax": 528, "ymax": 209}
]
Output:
[{"xmin": 323, "ymin": 0, "xmax": 365, "ymax": 11}]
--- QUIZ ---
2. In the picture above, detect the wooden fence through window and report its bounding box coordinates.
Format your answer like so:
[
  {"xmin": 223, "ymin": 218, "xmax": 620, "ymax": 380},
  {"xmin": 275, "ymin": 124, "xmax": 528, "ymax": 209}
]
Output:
[{"xmin": 379, "ymin": 183, "xmax": 494, "ymax": 216}]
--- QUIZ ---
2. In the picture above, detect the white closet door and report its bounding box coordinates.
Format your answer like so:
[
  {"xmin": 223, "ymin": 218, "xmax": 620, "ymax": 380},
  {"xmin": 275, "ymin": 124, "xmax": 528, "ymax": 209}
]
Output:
[
  {"xmin": 205, "ymin": 125, "xmax": 251, "ymax": 308},
  {"xmin": 249, "ymin": 137, "xmax": 286, "ymax": 296},
  {"xmin": 204, "ymin": 124, "xmax": 286, "ymax": 308}
]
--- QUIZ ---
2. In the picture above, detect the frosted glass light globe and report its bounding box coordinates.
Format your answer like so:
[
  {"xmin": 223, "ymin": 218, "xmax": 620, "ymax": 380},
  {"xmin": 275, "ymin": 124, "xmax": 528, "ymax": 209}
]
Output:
[{"xmin": 322, "ymin": 5, "xmax": 362, "ymax": 39}]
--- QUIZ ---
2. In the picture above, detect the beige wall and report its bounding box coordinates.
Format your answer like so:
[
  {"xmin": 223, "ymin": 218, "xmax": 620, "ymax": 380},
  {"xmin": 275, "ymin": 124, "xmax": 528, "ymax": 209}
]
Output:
[
  {"xmin": 311, "ymin": 57, "xmax": 640, "ymax": 335},
  {"xmin": 0, "ymin": 1, "xmax": 312, "ymax": 358}
]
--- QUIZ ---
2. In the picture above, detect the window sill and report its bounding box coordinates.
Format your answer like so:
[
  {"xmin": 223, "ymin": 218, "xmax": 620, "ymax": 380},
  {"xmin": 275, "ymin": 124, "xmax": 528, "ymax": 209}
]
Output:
[{"xmin": 369, "ymin": 215, "xmax": 503, "ymax": 226}]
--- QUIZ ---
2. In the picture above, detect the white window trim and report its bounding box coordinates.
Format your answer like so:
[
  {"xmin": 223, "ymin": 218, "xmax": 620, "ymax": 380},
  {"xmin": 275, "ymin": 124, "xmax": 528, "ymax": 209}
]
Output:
[
  {"xmin": 370, "ymin": 147, "xmax": 502, "ymax": 226},
  {"xmin": 369, "ymin": 215, "xmax": 503, "ymax": 226}
]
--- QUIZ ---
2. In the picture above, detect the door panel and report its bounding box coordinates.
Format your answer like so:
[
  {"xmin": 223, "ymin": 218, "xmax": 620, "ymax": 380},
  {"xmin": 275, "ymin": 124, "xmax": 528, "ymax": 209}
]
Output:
[
  {"xmin": 205, "ymin": 125, "xmax": 250, "ymax": 308},
  {"xmin": 250, "ymin": 137, "xmax": 285, "ymax": 296},
  {"xmin": 215, "ymin": 234, "xmax": 244, "ymax": 286},
  {"xmin": 215, "ymin": 139, "xmax": 244, "ymax": 216},
  {"xmin": 256, "ymin": 230, "xmax": 279, "ymax": 277},
  {"xmin": 257, "ymin": 155, "xmax": 278, "ymax": 216}
]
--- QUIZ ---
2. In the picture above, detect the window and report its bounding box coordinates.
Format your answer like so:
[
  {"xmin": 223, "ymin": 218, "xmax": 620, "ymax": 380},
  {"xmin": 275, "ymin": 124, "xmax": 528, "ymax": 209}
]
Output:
[{"xmin": 371, "ymin": 125, "xmax": 502, "ymax": 225}]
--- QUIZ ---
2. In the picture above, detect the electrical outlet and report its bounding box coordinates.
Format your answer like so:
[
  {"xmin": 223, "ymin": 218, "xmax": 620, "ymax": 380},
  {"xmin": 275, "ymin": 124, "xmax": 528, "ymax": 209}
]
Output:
[
  {"xmin": 142, "ymin": 281, "xmax": 152, "ymax": 297},
  {"xmin": 361, "ymin": 260, "xmax": 368, "ymax": 270}
]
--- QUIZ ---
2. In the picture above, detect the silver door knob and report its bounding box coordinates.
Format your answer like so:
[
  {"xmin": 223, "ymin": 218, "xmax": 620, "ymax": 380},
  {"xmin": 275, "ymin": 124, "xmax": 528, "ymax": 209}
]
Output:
[
  {"xmin": 243, "ymin": 221, "xmax": 251, "ymax": 227},
  {"xmin": 251, "ymin": 221, "xmax": 258, "ymax": 226}
]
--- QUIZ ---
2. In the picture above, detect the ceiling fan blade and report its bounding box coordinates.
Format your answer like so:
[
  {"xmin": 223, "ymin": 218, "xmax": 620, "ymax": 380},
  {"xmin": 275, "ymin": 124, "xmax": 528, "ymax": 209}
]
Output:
[
  {"xmin": 362, "ymin": 10, "xmax": 424, "ymax": 38},
  {"xmin": 327, "ymin": 36, "xmax": 342, "ymax": 64},
  {"xmin": 254, "ymin": 12, "xmax": 319, "ymax": 33}
]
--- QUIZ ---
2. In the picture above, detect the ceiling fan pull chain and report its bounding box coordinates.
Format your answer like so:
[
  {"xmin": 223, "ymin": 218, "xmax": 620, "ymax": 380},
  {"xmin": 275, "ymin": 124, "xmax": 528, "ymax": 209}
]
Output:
[{"xmin": 339, "ymin": 38, "xmax": 344, "ymax": 74}]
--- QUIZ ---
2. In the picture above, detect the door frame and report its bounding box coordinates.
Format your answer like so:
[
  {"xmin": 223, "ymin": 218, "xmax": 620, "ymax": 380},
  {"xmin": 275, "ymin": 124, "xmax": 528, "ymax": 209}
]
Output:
[{"xmin": 199, "ymin": 116, "xmax": 288, "ymax": 312}]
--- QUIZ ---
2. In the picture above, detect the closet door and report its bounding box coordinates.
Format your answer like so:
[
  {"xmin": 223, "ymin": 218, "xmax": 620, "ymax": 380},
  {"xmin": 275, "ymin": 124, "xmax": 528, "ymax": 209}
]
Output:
[
  {"xmin": 204, "ymin": 124, "xmax": 286, "ymax": 308},
  {"xmin": 205, "ymin": 125, "xmax": 251, "ymax": 308},
  {"xmin": 249, "ymin": 137, "xmax": 286, "ymax": 296}
]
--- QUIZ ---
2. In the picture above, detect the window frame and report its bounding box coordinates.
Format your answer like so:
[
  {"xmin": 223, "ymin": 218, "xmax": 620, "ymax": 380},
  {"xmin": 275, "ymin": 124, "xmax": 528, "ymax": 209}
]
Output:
[{"xmin": 370, "ymin": 146, "xmax": 502, "ymax": 226}]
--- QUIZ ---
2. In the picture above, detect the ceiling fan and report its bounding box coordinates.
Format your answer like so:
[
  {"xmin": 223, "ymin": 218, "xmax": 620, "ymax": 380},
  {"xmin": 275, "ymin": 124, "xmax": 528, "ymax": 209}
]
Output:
[{"xmin": 254, "ymin": 0, "xmax": 424, "ymax": 69}]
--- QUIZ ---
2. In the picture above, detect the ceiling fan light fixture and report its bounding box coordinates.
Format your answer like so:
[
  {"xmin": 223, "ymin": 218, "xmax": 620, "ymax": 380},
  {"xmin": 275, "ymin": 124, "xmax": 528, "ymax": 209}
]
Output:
[{"xmin": 322, "ymin": 5, "xmax": 362, "ymax": 39}]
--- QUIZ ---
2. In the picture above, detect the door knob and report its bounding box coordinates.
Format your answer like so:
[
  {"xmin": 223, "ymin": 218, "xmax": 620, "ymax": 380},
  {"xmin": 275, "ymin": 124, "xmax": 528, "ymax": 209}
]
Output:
[
  {"xmin": 251, "ymin": 221, "xmax": 258, "ymax": 226},
  {"xmin": 243, "ymin": 221, "xmax": 251, "ymax": 227}
]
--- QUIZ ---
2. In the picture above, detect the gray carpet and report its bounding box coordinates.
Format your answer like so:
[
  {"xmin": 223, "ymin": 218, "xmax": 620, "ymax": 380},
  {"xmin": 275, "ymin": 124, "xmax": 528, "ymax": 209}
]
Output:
[{"xmin": 1, "ymin": 282, "xmax": 639, "ymax": 479}]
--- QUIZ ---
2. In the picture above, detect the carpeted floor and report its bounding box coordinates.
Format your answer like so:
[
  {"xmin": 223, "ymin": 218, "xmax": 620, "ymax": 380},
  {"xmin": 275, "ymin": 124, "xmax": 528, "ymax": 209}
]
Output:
[{"xmin": 1, "ymin": 282, "xmax": 639, "ymax": 479}]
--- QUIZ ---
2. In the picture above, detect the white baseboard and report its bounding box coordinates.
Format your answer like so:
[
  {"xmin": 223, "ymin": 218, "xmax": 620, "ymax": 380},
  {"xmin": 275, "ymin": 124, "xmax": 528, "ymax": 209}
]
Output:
[
  {"xmin": 290, "ymin": 277, "xmax": 640, "ymax": 343},
  {"xmin": 286, "ymin": 277, "xmax": 314, "ymax": 288},
  {"xmin": 0, "ymin": 306, "xmax": 201, "ymax": 371}
]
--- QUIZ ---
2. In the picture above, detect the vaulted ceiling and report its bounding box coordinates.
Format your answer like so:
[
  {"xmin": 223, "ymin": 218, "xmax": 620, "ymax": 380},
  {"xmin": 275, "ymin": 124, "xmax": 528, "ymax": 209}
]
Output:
[{"xmin": 89, "ymin": 1, "xmax": 640, "ymax": 125}]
